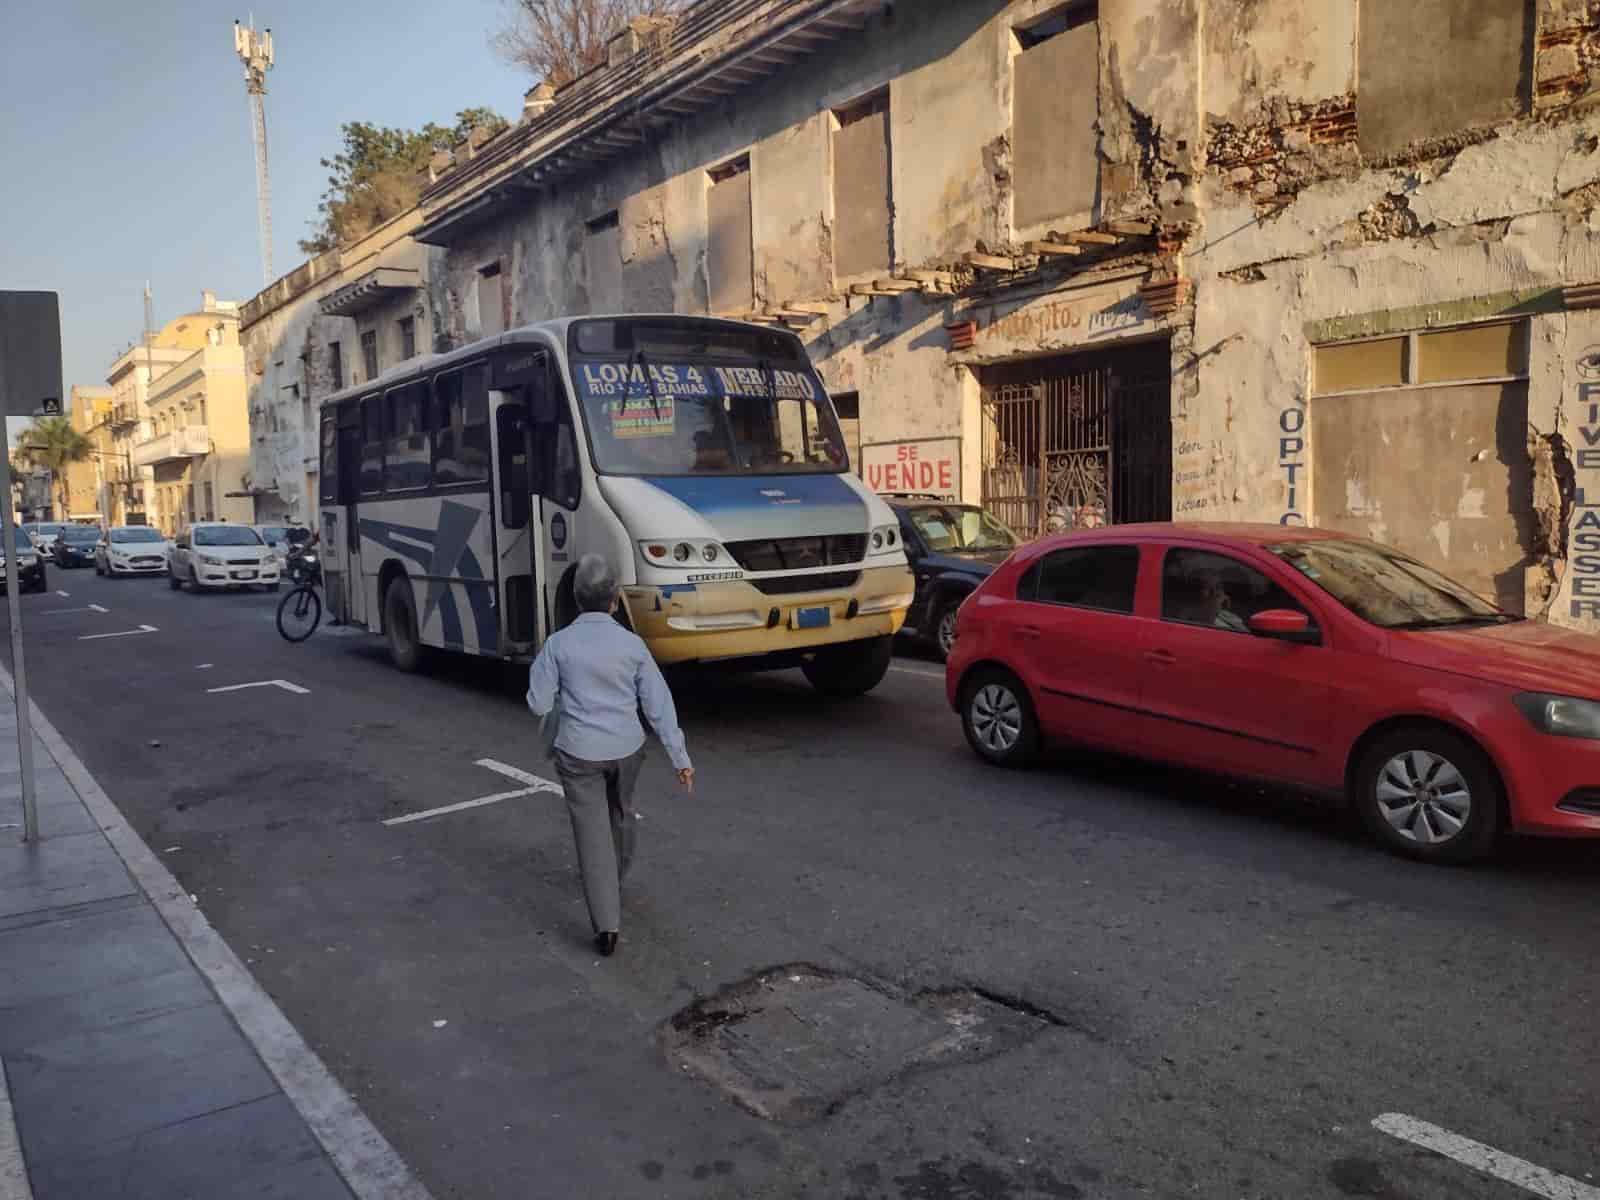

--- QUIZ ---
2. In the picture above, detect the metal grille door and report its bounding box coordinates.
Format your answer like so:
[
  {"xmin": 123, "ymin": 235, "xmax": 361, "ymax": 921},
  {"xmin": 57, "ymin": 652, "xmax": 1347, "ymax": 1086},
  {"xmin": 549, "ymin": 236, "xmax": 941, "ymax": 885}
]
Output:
[{"xmin": 980, "ymin": 342, "xmax": 1171, "ymax": 538}]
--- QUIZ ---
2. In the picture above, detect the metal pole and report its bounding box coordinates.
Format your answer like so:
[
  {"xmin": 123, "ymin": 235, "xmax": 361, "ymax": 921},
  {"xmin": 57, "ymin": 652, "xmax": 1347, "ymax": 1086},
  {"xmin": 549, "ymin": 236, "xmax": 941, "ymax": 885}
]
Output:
[{"xmin": 0, "ymin": 416, "xmax": 39, "ymax": 843}]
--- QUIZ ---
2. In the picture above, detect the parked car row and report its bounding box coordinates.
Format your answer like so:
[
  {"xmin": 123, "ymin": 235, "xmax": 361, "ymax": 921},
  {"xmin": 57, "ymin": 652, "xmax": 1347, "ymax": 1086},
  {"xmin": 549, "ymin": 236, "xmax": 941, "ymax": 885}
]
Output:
[
  {"xmin": 1, "ymin": 529, "xmax": 48, "ymax": 594},
  {"xmin": 10, "ymin": 521, "xmax": 306, "ymax": 594},
  {"xmin": 944, "ymin": 522, "xmax": 1600, "ymax": 864}
]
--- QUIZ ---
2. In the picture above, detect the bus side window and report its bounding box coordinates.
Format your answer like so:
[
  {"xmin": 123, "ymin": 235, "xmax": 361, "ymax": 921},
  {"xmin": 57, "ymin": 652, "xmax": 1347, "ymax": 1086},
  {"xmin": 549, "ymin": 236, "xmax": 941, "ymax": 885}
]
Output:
[
  {"xmin": 434, "ymin": 366, "xmax": 490, "ymax": 485},
  {"xmin": 319, "ymin": 415, "xmax": 337, "ymax": 505},
  {"xmin": 496, "ymin": 402, "xmax": 530, "ymax": 528},
  {"xmin": 358, "ymin": 395, "xmax": 383, "ymax": 495},
  {"xmin": 532, "ymin": 367, "xmax": 581, "ymax": 510}
]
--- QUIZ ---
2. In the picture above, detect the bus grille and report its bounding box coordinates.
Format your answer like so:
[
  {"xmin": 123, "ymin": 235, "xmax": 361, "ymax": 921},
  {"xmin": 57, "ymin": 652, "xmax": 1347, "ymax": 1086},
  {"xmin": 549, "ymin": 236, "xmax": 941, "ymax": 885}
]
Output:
[
  {"xmin": 725, "ymin": 534, "xmax": 866, "ymax": 572},
  {"xmin": 750, "ymin": 571, "xmax": 860, "ymax": 596}
]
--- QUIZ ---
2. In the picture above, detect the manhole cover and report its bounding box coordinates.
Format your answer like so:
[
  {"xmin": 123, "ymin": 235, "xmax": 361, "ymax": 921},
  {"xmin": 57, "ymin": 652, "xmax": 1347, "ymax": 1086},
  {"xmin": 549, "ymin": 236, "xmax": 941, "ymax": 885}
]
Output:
[{"xmin": 662, "ymin": 965, "xmax": 1052, "ymax": 1122}]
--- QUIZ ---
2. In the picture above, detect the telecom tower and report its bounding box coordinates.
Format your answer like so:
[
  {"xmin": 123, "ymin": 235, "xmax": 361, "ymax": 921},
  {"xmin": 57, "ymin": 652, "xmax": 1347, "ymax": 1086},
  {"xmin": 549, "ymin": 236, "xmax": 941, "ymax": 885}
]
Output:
[{"xmin": 234, "ymin": 18, "xmax": 276, "ymax": 285}]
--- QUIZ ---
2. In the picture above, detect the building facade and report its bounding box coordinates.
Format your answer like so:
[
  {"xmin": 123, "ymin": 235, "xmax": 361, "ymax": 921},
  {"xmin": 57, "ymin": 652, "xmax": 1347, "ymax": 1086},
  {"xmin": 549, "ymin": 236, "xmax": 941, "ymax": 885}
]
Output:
[
  {"xmin": 105, "ymin": 293, "xmax": 246, "ymax": 531},
  {"xmin": 246, "ymin": 0, "xmax": 1600, "ymax": 630},
  {"xmin": 238, "ymin": 209, "xmax": 436, "ymax": 523},
  {"xmin": 66, "ymin": 385, "xmax": 113, "ymax": 523}
]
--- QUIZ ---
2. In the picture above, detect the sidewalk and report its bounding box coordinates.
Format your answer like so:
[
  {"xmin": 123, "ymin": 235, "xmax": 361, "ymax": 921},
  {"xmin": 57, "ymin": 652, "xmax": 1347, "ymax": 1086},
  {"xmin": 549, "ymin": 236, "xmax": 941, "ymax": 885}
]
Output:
[{"xmin": 0, "ymin": 675, "xmax": 430, "ymax": 1199}]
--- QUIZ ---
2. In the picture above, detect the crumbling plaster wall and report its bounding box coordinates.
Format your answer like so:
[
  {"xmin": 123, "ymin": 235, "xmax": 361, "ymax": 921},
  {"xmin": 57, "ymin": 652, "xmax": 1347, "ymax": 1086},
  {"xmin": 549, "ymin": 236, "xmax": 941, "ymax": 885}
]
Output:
[{"xmin": 1187, "ymin": 91, "xmax": 1600, "ymax": 626}]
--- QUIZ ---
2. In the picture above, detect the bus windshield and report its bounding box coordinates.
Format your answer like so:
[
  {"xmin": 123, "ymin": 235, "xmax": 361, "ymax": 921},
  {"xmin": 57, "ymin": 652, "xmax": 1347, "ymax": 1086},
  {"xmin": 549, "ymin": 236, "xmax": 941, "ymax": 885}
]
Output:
[{"xmin": 568, "ymin": 319, "xmax": 847, "ymax": 477}]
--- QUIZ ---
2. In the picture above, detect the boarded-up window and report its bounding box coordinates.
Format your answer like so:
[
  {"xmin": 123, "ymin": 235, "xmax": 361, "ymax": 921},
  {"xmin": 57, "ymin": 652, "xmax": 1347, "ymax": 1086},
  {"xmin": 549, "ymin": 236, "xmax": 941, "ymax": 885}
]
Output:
[
  {"xmin": 708, "ymin": 158, "xmax": 754, "ymax": 315},
  {"xmin": 1312, "ymin": 337, "xmax": 1407, "ymax": 395},
  {"xmin": 478, "ymin": 262, "xmax": 505, "ymax": 337},
  {"xmin": 1013, "ymin": 4, "xmax": 1099, "ymax": 230},
  {"xmin": 1358, "ymin": 0, "xmax": 1530, "ymax": 158},
  {"xmin": 832, "ymin": 92, "xmax": 892, "ymax": 279},
  {"xmin": 1310, "ymin": 319, "xmax": 1533, "ymax": 612},
  {"xmin": 586, "ymin": 211, "xmax": 622, "ymax": 313}
]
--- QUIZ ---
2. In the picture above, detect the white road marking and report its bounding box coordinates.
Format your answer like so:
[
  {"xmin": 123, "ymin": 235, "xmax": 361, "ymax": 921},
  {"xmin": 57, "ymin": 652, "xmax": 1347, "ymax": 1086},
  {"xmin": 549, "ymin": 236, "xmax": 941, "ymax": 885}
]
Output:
[
  {"xmin": 1372, "ymin": 1114, "xmax": 1600, "ymax": 1199},
  {"xmin": 889, "ymin": 663, "xmax": 943, "ymax": 680},
  {"xmin": 37, "ymin": 603, "xmax": 109, "ymax": 616},
  {"xmin": 382, "ymin": 759, "xmax": 563, "ymax": 827},
  {"xmin": 54, "ymin": 589, "xmax": 68, "ymax": 597},
  {"xmin": 196, "ymin": 663, "xmax": 213, "ymax": 669},
  {"xmin": 78, "ymin": 624, "xmax": 157, "ymax": 641},
  {"xmin": 206, "ymin": 679, "xmax": 310, "ymax": 695}
]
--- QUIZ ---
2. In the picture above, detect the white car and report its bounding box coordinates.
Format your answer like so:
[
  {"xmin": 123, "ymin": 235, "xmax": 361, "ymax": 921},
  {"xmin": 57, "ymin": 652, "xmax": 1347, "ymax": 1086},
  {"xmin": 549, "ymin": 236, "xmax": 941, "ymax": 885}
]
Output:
[
  {"xmin": 96, "ymin": 525, "xmax": 171, "ymax": 576},
  {"xmin": 169, "ymin": 523, "xmax": 281, "ymax": 592}
]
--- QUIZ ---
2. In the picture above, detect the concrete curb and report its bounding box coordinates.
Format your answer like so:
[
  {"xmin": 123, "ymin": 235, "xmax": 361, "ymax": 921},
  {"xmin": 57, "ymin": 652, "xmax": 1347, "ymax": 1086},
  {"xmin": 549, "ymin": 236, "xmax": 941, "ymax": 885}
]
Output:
[
  {"xmin": 0, "ymin": 665, "xmax": 433, "ymax": 1200},
  {"xmin": 0, "ymin": 1060, "xmax": 31, "ymax": 1200}
]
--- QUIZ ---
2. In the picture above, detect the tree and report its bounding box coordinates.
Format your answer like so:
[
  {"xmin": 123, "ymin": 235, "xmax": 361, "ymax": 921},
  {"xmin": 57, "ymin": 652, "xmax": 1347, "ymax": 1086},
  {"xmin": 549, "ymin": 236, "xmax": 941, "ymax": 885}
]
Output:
[
  {"xmin": 14, "ymin": 416, "xmax": 91, "ymax": 521},
  {"xmin": 298, "ymin": 108, "xmax": 509, "ymax": 254},
  {"xmin": 493, "ymin": 0, "xmax": 686, "ymax": 86}
]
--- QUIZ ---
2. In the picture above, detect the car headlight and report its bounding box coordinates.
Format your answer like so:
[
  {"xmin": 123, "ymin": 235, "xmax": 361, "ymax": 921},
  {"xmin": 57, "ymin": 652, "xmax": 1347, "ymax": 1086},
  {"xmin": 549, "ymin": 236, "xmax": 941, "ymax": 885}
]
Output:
[
  {"xmin": 199, "ymin": 555, "xmax": 224, "ymax": 567},
  {"xmin": 1514, "ymin": 692, "xmax": 1600, "ymax": 740},
  {"xmin": 638, "ymin": 539, "xmax": 730, "ymax": 568},
  {"xmin": 869, "ymin": 524, "xmax": 901, "ymax": 554}
]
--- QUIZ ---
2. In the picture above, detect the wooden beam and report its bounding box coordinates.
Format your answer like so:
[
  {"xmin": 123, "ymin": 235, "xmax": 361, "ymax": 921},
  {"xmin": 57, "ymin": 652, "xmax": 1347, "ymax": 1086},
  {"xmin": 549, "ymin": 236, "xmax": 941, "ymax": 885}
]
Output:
[
  {"xmin": 1066, "ymin": 231, "xmax": 1122, "ymax": 246},
  {"xmin": 904, "ymin": 269, "xmax": 956, "ymax": 288},
  {"xmin": 873, "ymin": 278, "xmax": 922, "ymax": 292},
  {"xmin": 963, "ymin": 251, "xmax": 1016, "ymax": 271},
  {"xmin": 782, "ymin": 300, "xmax": 832, "ymax": 315},
  {"xmin": 1107, "ymin": 219, "xmax": 1155, "ymax": 236},
  {"xmin": 773, "ymin": 307, "xmax": 821, "ymax": 321},
  {"xmin": 849, "ymin": 284, "xmax": 897, "ymax": 298},
  {"xmin": 1025, "ymin": 240, "xmax": 1083, "ymax": 257}
]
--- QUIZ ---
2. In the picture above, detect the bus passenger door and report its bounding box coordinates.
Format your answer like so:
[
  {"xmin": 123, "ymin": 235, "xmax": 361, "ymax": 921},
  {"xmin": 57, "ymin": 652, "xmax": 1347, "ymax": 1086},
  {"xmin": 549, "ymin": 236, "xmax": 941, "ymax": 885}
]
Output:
[
  {"xmin": 492, "ymin": 393, "xmax": 540, "ymax": 656},
  {"xmin": 339, "ymin": 418, "xmax": 366, "ymax": 628},
  {"xmin": 532, "ymin": 366, "xmax": 584, "ymax": 637}
]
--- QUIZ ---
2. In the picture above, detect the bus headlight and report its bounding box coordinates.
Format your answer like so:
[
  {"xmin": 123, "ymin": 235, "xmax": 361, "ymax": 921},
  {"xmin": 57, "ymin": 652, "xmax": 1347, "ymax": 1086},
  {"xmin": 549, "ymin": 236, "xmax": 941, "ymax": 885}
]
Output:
[
  {"xmin": 643, "ymin": 539, "xmax": 732, "ymax": 569},
  {"xmin": 702, "ymin": 544, "xmax": 719, "ymax": 563},
  {"xmin": 673, "ymin": 542, "xmax": 693, "ymax": 563},
  {"xmin": 869, "ymin": 524, "xmax": 901, "ymax": 555}
]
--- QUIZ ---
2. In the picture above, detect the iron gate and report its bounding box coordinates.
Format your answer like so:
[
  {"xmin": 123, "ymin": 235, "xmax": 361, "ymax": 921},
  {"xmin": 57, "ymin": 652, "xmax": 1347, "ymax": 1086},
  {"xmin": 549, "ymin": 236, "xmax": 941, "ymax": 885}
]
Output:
[{"xmin": 980, "ymin": 342, "xmax": 1172, "ymax": 538}]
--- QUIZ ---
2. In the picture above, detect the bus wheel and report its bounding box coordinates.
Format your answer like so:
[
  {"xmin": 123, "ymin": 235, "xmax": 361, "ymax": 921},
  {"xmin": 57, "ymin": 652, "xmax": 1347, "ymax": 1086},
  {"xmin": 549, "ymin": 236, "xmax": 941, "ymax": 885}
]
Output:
[
  {"xmin": 801, "ymin": 635, "xmax": 893, "ymax": 698},
  {"xmin": 384, "ymin": 576, "xmax": 424, "ymax": 673}
]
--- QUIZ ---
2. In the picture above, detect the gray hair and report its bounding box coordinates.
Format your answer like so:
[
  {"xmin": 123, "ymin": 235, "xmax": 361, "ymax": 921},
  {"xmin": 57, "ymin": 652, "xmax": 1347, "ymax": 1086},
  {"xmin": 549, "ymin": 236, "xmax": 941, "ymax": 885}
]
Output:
[{"xmin": 573, "ymin": 553, "xmax": 619, "ymax": 613}]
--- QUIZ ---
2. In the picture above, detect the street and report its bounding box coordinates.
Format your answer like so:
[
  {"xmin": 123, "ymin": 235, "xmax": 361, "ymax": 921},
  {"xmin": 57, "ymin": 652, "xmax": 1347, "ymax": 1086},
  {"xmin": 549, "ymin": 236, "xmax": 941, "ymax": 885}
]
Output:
[{"xmin": 3, "ymin": 568, "xmax": 1598, "ymax": 1200}]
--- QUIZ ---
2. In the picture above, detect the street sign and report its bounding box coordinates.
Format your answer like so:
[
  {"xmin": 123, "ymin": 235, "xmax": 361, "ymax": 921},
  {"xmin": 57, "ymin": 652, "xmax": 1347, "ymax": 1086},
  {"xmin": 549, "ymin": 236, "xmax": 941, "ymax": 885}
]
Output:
[{"xmin": 0, "ymin": 292, "xmax": 63, "ymax": 418}]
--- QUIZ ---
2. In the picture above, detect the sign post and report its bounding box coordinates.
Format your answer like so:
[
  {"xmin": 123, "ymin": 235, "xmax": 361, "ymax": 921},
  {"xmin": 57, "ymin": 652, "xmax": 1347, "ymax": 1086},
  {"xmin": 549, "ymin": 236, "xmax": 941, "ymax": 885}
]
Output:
[{"xmin": 0, "ymin": 291, "xmax": 64, "ymax": 845}]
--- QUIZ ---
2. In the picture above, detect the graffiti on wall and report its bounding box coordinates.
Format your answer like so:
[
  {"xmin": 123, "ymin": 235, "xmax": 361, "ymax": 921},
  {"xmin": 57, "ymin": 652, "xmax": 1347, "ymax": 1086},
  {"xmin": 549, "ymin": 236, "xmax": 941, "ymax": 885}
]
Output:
[
  {"xmin": 1172, "ymin": 437, "xmax": 1222, "ymax": 516},
  {"xmin": 1572, "ymin": 348, "xmax": 1600, "ymax": 620},
  {"xmin": 1278, "ymin": 402, "xmax": 1307, "ymax": 525}
]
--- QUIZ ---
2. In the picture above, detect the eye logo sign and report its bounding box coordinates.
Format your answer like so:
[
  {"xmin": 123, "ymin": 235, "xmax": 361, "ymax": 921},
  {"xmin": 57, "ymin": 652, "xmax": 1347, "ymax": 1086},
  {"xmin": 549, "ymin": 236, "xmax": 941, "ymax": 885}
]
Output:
[{"xmin": 1577, "ymin": 346, "xmax": 1600, "ymax": 379}]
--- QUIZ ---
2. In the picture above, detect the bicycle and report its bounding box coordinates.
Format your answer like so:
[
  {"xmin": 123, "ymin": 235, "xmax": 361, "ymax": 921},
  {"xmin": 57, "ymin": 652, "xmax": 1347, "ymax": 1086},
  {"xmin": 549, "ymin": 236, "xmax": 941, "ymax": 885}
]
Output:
[{"xmin": 276, "ymin": 576, "xmax": 322, "ymax": 642}]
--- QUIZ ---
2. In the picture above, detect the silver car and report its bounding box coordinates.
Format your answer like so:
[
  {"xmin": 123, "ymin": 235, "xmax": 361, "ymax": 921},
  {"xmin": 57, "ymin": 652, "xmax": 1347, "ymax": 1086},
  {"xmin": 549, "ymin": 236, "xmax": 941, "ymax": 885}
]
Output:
[{"xmin": 169, "ymin": 523, "xmax": 281, "ymax": 592}]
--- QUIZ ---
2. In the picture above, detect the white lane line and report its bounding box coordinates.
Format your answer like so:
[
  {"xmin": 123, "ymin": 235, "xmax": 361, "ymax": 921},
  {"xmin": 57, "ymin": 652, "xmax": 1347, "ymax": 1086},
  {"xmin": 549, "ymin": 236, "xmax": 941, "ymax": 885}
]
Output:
[
  {"xmin": 54, "ymin": 589, "xmax": 68, "ymax": 597},
  {"xmin": 382, "ymin": 788, "xmax": 539, "ymax": 826},
  {"xmin": 206, "ymin": 679, "xmax": 310, "ymax": 695},
  {"xmin": 1372, "ymin": 1114, "xmax": 1600, "ymax": 1199},
  {"xmin": 37, "ymin": 603, "xmax": 109, "ymax": 616},
  {"xmin": 383, "ymin": 760, "xmax": 563, "ymax": 827},
  {"xmin": 889, "ymin": 664, "xmax": 943, "ymax": 680},
  {"xmin": 78, "ymin": 624, "xmax": 157, "ymax": 641},
  {"xmin": 476, "ymin": 757, "xmax": 562, "ymax": 789}
]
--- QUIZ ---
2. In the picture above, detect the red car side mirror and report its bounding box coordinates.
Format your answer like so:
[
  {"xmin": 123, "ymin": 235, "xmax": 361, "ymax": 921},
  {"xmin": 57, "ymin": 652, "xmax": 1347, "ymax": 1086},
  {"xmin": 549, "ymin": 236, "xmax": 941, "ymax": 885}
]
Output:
[{"xmin": 1248, "ymin": 608, "xmax": 1319, "ymax": 644}]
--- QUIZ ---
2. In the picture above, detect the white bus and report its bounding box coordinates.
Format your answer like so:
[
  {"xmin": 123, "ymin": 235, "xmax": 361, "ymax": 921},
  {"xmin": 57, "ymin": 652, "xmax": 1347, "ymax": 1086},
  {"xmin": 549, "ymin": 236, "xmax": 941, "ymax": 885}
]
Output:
[{"xmin": 317, "ymin": 315, "xmax": 914, "ymax": 695}]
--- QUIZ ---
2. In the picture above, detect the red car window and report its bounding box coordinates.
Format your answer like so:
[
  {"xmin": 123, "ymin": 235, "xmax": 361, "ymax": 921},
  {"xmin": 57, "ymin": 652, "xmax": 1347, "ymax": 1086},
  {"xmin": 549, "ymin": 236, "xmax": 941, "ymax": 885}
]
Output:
[
  {"xmin": 1160, "ymin": 548, "xmax": 1310, "ymax": 634},
  {"xmin": 1018, "ymin": 544, "xmax": 1140, "ymax": 613}
]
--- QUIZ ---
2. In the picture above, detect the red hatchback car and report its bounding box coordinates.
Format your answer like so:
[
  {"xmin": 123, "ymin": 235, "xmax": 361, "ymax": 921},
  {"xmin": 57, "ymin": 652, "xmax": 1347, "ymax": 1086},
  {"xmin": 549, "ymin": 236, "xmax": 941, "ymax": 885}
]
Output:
[{"xmin": 945, "ymin": 523, "xmax": 1600, "ymax": 862}]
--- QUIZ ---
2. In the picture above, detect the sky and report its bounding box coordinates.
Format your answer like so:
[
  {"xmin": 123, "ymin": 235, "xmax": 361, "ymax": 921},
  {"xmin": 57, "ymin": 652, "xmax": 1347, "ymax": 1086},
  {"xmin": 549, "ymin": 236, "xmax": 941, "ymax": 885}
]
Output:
[{"xmin": 2, "ymin": 0, "xmax": 530, "ymax": 395}]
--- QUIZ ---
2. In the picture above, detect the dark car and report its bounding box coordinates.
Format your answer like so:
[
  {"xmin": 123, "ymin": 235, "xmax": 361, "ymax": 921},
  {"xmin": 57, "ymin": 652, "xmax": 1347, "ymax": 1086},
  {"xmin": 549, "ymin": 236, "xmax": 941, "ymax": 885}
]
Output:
[
  {"xmin": 887, "ymin": 495, "xmax": 1021, "ymax": 659},
  {"xmin": 53, "ymin": 524, "xmax": 101, "ymax": 568}
]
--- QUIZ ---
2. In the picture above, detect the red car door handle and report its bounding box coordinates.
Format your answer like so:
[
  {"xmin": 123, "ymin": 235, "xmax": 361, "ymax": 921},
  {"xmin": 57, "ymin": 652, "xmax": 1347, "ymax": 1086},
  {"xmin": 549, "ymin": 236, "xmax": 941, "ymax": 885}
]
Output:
[
  {"xmin": 1145, "ymin": 648, "xmax": 1177, "ymax": 665},
  {"xmin": 1018, "ymin": 625, "xmax": 1042, "ymax": 640}
]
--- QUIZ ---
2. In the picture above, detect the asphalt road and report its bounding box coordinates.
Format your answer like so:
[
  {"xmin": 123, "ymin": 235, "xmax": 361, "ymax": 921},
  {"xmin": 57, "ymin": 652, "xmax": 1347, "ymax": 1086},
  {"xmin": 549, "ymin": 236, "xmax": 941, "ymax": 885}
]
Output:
[{"xmin": 3, "ymin": 566, "xmax": 1598, "ymax": 1200}]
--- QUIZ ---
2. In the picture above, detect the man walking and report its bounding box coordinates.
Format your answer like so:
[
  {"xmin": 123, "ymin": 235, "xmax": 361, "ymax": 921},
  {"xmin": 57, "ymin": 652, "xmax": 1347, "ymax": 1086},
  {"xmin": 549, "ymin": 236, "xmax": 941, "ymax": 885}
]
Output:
[{"xmin": 526, "ymin": 554, "xmax": 694, "ymax": 957}]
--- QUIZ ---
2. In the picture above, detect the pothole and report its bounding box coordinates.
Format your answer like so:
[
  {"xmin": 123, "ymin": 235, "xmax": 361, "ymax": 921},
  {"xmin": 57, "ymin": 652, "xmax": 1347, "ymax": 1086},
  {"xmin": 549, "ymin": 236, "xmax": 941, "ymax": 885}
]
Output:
[{"xmin": 661, "ymin": 964, "xmax": 1054, "ymax": 1123}]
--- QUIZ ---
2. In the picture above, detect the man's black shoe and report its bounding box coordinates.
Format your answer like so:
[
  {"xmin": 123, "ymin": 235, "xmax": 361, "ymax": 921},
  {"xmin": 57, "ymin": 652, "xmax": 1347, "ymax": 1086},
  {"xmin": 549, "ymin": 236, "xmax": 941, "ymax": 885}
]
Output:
[{"xmin": 595, "ymin": 932, "xmax": 618, "ymax": 957}]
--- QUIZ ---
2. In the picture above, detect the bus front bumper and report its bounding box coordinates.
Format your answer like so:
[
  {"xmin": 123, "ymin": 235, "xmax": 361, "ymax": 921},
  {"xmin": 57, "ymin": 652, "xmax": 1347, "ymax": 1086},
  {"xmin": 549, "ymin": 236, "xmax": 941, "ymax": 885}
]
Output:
[{"xmin": 623, "ymin": 564, "xmax": 914, "ymax": 665}]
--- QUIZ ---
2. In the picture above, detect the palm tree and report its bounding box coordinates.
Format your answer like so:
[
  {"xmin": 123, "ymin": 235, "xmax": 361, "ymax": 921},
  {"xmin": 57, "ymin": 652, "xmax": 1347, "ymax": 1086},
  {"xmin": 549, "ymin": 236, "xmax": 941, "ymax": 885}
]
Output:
[{"xmin": 14, "ymin": 415, "xmax": 92, "ymax": 522}]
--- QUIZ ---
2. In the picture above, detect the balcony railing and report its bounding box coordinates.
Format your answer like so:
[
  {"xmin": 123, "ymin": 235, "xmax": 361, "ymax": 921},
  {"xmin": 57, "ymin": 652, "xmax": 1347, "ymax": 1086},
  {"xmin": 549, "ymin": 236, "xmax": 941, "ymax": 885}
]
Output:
[
  {"xmin": 131, "ymin": 425, "xmax": 209, "ymax": 468},
  {"xmin": 110, "ymin": 402, "xmax": 140, "ymax": 428}
]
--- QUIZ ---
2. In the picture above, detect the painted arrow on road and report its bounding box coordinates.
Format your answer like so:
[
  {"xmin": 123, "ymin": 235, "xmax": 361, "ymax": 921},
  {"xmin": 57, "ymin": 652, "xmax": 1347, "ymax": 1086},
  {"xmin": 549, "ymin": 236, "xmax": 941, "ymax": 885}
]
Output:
[
  {"xmin": 78, "ymin": 624, "xmax": 157, "ymax": 641},
  {"xmin": 206, "ymin": 679, "xmax": 310, "ymax": 696},
  {"xmin": 382, "ymin": 758, "xmax": 563, "ymax": 826}
]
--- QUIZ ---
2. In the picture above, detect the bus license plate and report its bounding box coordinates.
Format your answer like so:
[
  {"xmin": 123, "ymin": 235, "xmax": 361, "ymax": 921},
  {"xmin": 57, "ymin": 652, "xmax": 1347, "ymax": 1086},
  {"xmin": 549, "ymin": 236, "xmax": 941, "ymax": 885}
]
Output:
[{"xmin": 794, "ymin": 606, "xmax": 831, "ymax": 630}]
